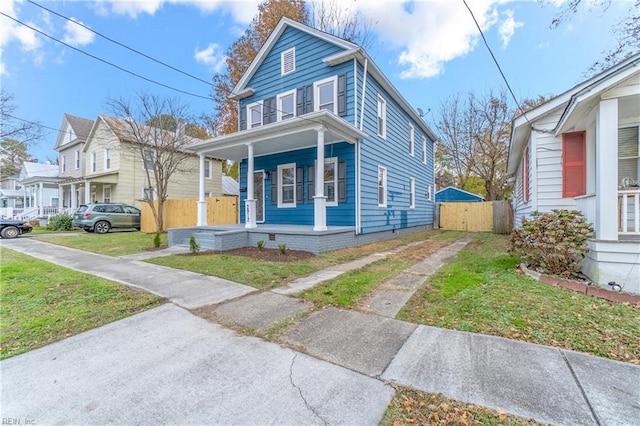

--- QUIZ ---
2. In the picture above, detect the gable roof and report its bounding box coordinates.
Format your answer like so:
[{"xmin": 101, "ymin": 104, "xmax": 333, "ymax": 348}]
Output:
[
  {"xmin": 222, "ymin": 175, "xmax": 239, "ymax": 196},
  {"xmin": 19, "ymin": 162, "xmax": 59, "ymax": 181},
  {"xmin": 435, "ymin": 186, "xmax": 484, "ymax": 201},
  {"xmin": 232, "ymin": 17, "xmax": 437, "ymax": 142},
  {"xmin": 54, "ymin": 114, "xmax": 95, "ymax": 150},
  {"xmin": 507, "ymin": 53, "xmax": 640, "ymax": 174}
]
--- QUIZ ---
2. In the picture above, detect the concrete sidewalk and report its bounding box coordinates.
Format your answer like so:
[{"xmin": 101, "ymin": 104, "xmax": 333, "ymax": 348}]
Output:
[{"xmin": 2, "ymin": 236, "xmax": 639, "ymax": 425}]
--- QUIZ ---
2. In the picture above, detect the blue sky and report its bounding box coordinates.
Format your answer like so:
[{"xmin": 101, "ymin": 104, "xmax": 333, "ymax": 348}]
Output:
[{"xmin": 0, "ymin": 0, "xmax": 632, "ymax": 162}]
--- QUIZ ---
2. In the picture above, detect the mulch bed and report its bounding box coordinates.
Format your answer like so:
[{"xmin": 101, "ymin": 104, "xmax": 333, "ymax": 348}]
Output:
[{"xmin": 186, "ymin": 246, "xmax": 316, "ymax": 262}]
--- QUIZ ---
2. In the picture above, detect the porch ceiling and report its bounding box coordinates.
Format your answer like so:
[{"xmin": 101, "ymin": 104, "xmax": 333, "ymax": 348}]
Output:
[{"xmin": 189, "ymin": 110, "xmax": 367, "ymax": 162}]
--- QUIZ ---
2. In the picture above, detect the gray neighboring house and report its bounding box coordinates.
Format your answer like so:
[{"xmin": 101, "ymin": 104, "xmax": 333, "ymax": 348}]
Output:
[
  {"xmin": 0, "ymin": 176, "xmax": 25, "ymax": 218},
  {"xmin": 54, "ymin": 114, "xmax": 95, "ymax": 209},
  {"xmin": 18, "ymin": 161, "xmax": 61, "ymax": 219}
]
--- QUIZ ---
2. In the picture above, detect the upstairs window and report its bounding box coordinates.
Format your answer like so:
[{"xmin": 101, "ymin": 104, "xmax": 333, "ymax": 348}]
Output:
[
  {"xmin": 314, "ymin": 76, "xmax": 337, "ymax": 114},
  {"xmin": 377, "ymin": 95, "xmax": 386, "ymax": 139},
  {"xmin": 143, "ymin": 148, "xmax": 156, "ymax": 171},
  {"xmin": 248, "ymin": 102, "xmax": 262, "ymax": 129},
  {"xmin": 281, "ymin": 47, "xmax": 295, "ymax": 75},
  {"xmin": 91, "ymin": 152, "xmax": 96, "ymax": 173},
  {"xmin": 204, "ymin": 159, "xmax": 212, "ymax": 179},
  {"xmin": 61, "ymin": 155, "xmax": 66, "ymax": 173},
  {"xmin": 408, "ymin": 124, "xmax": 415, "ymax": 156},
  {"xmin": 104, "ymin": 149, "xmax": 111, "ymax": 170},
  {"xmin": 75, "ymin": 150, "xmax": 80, "ymax": 169},
  {"xmin": 278, "ymin": 91, "xmax": 295, "ymax": 121}
]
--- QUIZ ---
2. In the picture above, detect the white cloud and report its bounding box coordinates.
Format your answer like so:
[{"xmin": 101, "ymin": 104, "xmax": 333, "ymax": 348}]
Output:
[
  {"xmin": 107, "ymin": 0, "xmax": 164, "ymax": 18},
  {"xmin": 63, "ymin": 18, "xmax": 95, "ymax": 47},
  {"xmin": 498, "ymin": 9, "xmax": 523, "ymax": 48},
  {"xmin": 104, "ymin": 0, "xmax": 260, "ymax": 22},
  {"xmin": 353, "ymin": 0, "xmax": 523, "ymax": 79},
  {"xmin": 194, "ymin": 43, "xmax": 226, "ymax": 73}
]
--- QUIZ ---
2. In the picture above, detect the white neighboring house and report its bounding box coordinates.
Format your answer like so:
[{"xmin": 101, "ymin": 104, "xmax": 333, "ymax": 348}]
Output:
[
  {"xmin": 508, "ymin": 53, "xmax": 640, "ymax": 295},
  {"xmin": 17, "ymin": 162, "xmax": 62, "ymax": 220},
  {"xmin": 0, "ymin": 176, "xmax": 25, "ymax": 218}
]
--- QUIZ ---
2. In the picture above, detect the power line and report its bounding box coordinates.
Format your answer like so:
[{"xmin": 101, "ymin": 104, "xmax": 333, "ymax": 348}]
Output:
[
  {"xmin": 0, "ymin": 11, "xmax": 213, "ymax": 101},
  {"xmin": 461, "ymin": 0, "xmax": 532, "ymax": 125},
  {"xmin": 26, "ymin": 0, "xmax": 215, "ymax": 89}
]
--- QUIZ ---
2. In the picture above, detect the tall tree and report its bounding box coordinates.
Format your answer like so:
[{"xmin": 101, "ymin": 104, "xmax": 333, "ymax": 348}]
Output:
[
  {"xmin": 549, "ymin": 0, "xmax": 640, "ymax": 74},
  {"xmin": 108, "ymin": 93, "xmax": 200, "ymax": 233},
  {"xmin": 0, "ymin": 91, "xmax": 45, "ymax": 146},
  {"xmin": 211, "ymin": 0, "xmax": 308, "ymax": 137},
  {"xmin": 0, "ymin": 139, "xmax": 33, "ymax": 178},
  {"xmin": 310, "ymin": 0, "xmax": 374, "ymax": 49}
]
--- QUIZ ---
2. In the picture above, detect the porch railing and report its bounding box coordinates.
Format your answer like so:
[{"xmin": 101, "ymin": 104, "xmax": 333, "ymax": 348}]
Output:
[
  {"xmin": 575, "ymin": 193, "xmax": 596, "ymax": 226},
  {"xmin": 619, "ymin": 190, "xmax": 640, "ymax": 235}
]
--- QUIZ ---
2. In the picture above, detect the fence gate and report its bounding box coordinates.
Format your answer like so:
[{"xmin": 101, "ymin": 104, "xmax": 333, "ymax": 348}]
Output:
[
  {"xmin": 141, "ymin": 196, "xmax": 239, "ymax": 232},
  {"xmin": 438, "ymin": 201, "xmax": 512, "ymax": 233}
]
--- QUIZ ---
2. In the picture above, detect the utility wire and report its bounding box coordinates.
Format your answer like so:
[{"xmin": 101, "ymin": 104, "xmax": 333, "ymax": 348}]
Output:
[
  {"xmin": 0, "ymin": 12, "xmax": 213, "ymax": 101},
  {"xmin": 461, "ymin": 0, "xmax": 532, "ymax": 125},
  {"xmin": 26, "ymin": 0, "xmax": 214, "ymax": 89}
]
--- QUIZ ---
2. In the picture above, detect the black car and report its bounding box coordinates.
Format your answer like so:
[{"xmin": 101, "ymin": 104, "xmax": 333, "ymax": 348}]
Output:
[{"xmin": 0, "ymin": 219, "xmax": 33, "ymax": 239}]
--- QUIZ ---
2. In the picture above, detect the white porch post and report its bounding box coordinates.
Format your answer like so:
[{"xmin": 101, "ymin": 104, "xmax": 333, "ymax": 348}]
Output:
[
  {"xmin": 84, "ymin": 180, "xmax": 90, "ymax": 205},
  {"xmin": 58, "ymin": 184, "xmax": 63, "ymax": 210},
  {"xmin": 197, "ymin": 153, "xmax": 207, "ymax": 226},
  {"xmin": 595, "ymin": 98, "xmax": 618, "ymax": 240},
  {"xmin": 38, "ymin": 182, "xmax": 44, "ymax": 216},
  {"xmin": 313, "ymin": 127, "xmax": 327, "ymax": 231},
  {"xmin": 70, "ymin": 183, "xmax": 77, "ymax": 210},
  {"xmin": 245, "ymin": 143, "xmax": 257, "ymax": 228}
]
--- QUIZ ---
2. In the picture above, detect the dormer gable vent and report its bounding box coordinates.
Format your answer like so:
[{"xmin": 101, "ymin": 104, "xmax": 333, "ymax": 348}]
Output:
[{"xmin": 281, "ymin": 47, "xmax": 295, "ymax": 76}]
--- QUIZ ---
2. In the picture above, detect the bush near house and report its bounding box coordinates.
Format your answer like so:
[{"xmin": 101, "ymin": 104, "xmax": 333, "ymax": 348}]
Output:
[
  {"xmin": 46, "ymin": 213, "xmax": 74, "ymax": 231},
  {"xmin": 509, "ymin": 210, "xmax": 593, "ymax": 278}
]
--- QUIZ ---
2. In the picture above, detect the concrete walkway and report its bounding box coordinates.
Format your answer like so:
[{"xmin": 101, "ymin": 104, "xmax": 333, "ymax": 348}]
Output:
[{"xmin": 2, "ymin": 236, "xmax": 639, "ymax": 425}]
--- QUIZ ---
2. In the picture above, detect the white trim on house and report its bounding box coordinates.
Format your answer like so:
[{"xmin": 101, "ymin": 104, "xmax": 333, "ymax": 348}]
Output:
[
  {"xmin": 377, "ymin": 95, "xmax": 386, "ymax": 139},
  {"xmin": 277, "ymin": 90, "xmax": 296, "ymax": 121},
  {"xmin": 281, "ymin": 47, "xmax": 295, "ymax": 76},
  {"xmin": 247, "ymin": 101, "xmax": 263, "ymax": 129},
  {"xmin": 277, "ymin": 163, "xmax": 296, "ymax": 208},
  {"xmin": 408, "ymin": 124, "xmax": 415, "ymax": 156},
  {"xmin": 422, "ymin": 136, "xmax": 427, "ymax": 164},
  {"xmin": 314, "ymin": 75, "xmax": 338, "ymax": 115}
]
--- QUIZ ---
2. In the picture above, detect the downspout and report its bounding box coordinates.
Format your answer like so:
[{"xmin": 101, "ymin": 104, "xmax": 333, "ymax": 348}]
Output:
[
  {"xmin": 353, "ymin": 57, "xmax": 360, "ymax": 234},
  {"xmin": 356, "ymin": 58, "xmax": 369, "ymax": 235},
  {"xmin": 353, "ymin": 58, "xmax": 358, "ymax": 128}
]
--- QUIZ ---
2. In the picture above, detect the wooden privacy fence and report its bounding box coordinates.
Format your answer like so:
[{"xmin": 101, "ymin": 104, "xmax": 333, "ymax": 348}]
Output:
[
  {"xmin": 141, "ymin": 196, "xmax": 239, "ymax": 232},
  {"xmin": 438, "ymin": 200, "xmax": 513, "ymax": 234}
]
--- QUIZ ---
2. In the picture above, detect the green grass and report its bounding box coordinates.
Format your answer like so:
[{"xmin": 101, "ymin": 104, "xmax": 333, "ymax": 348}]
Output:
[
  {"xmin": 147, "ymin": 230, "xmax": 464, "ymax": 290},
  {"xmin": 0, "ymin": 247, "xmax": 165, "ymax": 359},
  {"xmin": 30, "ymin": 226, "xmax": 83, "ymax": 235},
  {"xmin": 38, "ymin": 231, "xmax": 168, "ymax": 257},
  {"xmin": 381, "ymin": 386, "xmax": 541, "ymax": 426},
  {"xmin": 398, "ymin": 233, "xmax": 640, "ymax": 364}
]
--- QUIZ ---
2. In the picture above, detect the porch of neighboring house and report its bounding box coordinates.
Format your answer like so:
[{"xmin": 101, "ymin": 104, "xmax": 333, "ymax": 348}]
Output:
[{"xmin": 59, "ymin": 176, "xmax": 117, "ymax": 211}]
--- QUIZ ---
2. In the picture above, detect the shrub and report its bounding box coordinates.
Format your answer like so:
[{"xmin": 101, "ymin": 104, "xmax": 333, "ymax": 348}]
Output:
[
  {"xmin": 278, "ymin": 243, "xmax": 287, "ymax": 255},
  {"xmin": 509, "ymin": 209, "xmax": 593, "ymax": 277},
  {"xmin": 153, "ymin": 233, "xmax": 161, "ymax": 248},
  {"xmin": 257, "ymin": 240, "xmax": 265, "ymax": 250},
  {"xmin": 189, "ymin": 236, "xmax": 200, "ymax": 254},
  {"xmin": 46, "ymin": 213, "xmax": 73, "ymax": 231}
]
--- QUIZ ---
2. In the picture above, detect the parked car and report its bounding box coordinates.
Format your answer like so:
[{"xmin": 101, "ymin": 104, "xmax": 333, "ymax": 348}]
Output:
[
  {"xmin": 0, "ymin": 219, "xmax": 33, "ymax": 239},
  {"xmin": 72, "ymin": 203, "xmax": 141, "ymax": 234}
]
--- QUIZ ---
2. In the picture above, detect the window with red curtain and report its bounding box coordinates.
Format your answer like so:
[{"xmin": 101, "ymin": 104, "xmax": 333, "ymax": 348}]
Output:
[
  {"xmin": 562, "ymin": 131, "xmax": 586, "ymax": 198},
  {"xmin": 522, "ymin": 146, "xmax": 530, "ymax": 203}
]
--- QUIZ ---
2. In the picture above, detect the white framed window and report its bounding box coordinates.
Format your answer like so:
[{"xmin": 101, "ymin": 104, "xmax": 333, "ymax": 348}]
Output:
[
  {"xmin": 314, "ymin": 76, "xmax": 337, "ymax": 114},
  {"xmin": 427, "ymin": 184, "xmax": 433, "ymax": 201},
  {"xmin": 422, "ymin": 137, "xmax": 427, "ymax": 164},
  {"xmin": 377, "ymin": 95, "xmax": 386, "ymax": 139},
  {"xmin": 143, "ymin": 148, "xmax": 156, "ymax": 171},
  {"xmin": 142, "ymin": 186, "xmax": 155, "ymax": 200},
  {"xmin": 281, "ymin": 47, "xmax": 295, "ymax": 75},
  {"xmin": 378, "ymin": 166, "xmax": 387, "ymax": 207},
  {"xmin": 277, "ymin": 163, "xmax": 296, "ymax": 208},
  {"xmin": 248, "ymin": 102, "xmax": 263, "ymax": 129},
  {"xmin": 103, "ymin": 185, "xmax": 111, "ymax": 203},
  {"xmin": 618, "ymin": 126, "xmax": 639, "ymax": 183},
  {"xmin": 408, "ymin": 124, "xmax": 415, "ymax": 156},
  {"xmin": 61, "ymin": 155, "xmax": 66, "ymax": 173},
  {"xmin": 277, "ymin": 90, "xmax": 296, "ymax": 121},
  {"xmin": 204, "ymin": 159, "xmax": 212, "ymax": 179},
  {"xmin": 75, "ymin": 150, "xmax": 80, "ymax": 169},
  {"xmin": 323, "ymin": 157, "xmax": 338, "ymax": 207},
  {"xmin": 409, "ymin": 177, "xmax": 415, "ymax": 208},
  {"xmin": 104, "ymin": 148, "xmax": 111, "ymax": 170},
  {"xmin": 91, "ymin": 152, "xmax": 97, "ymax": 173}
]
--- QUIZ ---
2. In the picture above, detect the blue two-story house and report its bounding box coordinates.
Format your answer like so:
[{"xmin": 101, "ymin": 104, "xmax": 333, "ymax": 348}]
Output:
[{"xmin": 177, "ymin": 18, "xmax": 437, "ymax": 253}]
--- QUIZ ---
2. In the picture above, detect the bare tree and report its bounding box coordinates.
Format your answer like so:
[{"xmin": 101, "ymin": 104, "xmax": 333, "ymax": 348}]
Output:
[
  {"xmin": 107, "ymin": 93, "xmax": 200, "ymax": 233},
  {"xmin": 1, "ymin": 90, "xmax": 45, "ymax": 146},
  {"xmin": 434, "ymin": 90, "xmax": 513, "ymax": 200},
  {"xmin": 310, "ymin": 0, "xmax": 374, "ymax": 49}
]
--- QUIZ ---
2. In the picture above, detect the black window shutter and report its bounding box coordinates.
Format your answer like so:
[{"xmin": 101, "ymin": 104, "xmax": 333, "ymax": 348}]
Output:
[
  {"xmin": 268, "ymin": 97, "xmax": 276, "ymax": 124},
  {"xmin": 337, "ymin": 74, "xmax": 346, "ymax": 116},
  {"xmin": 338, "ymin": 161, "xmax": 347, "ymax": 202},
  {"xmin": 239, "ymin": 105, "xmax": 247, "ymax": 130},
  {"xmin": 296, "ymin": 88, "xmax": 305, "ymax": 116},
  {"xmin": 262, "ymin": 97, "xmax": 276, "ymax": 125},
  {"xmin": 307, "ymin": 164, "xmax": 315, "ymax": 202},
  {"xmin": 296, "ymin": 166, "xmax": 303, "ymax": 203},
  {"xmin": 305, "ymin": 85, "xmax": 314, "ymax": 114},
  {"xmin": 270, "ymin": 170, "xmax": 277, "ymax": 205}
]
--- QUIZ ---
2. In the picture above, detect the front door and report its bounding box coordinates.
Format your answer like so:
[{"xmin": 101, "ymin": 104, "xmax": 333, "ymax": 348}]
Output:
[{"xmin": 254, "ymin": 171, "xmax": 265, "ymax": 223}]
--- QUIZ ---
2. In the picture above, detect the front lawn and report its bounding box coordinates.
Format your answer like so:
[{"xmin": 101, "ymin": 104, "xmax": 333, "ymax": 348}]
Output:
[
  {"xmin": 0, "ymin": 248, "xmax": 165, "ymax": 359},
  {"xmin": 38, "ymin": 231, "xmax": 167, "ymax": 257},
  {"xmin": 398, "ymin": 233, "xmax": 640, "ymax": 364}
]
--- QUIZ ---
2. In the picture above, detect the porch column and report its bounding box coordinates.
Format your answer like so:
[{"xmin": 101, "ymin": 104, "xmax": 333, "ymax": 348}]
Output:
[
  {"xmin": 595, "ymin": 98, "xmax": 618, "ymax": 240},
  {"xmin": 313, "ymin": 127, "xmax": 327, "ymax": 231},
  {"xmin": 38, "ymin": 182, "xmax": 44, "ymax": 216},
  {"xmin": 197, "ymin": 153, "xmax": 207, "ymax": 226},
  {"xmin": 245, "ymin": 143, "xmax": 257, "ymax": 228},
  {"xmin": 70, "ymin": 183, "xmax": 77, "ymax": 210},
  {"xmin": 84, "ymin": 181, "xmax": 90, "ymax": 205}
]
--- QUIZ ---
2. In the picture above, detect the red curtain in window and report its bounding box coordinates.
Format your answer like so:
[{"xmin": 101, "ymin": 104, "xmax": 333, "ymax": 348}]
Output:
[
  {"xmin": 522, "ymin": 146, "xmax": 530, "ymax": 202},
  {"xmin": 562, "ymin": 131, "xmax": 586, "ymax": 198}
]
